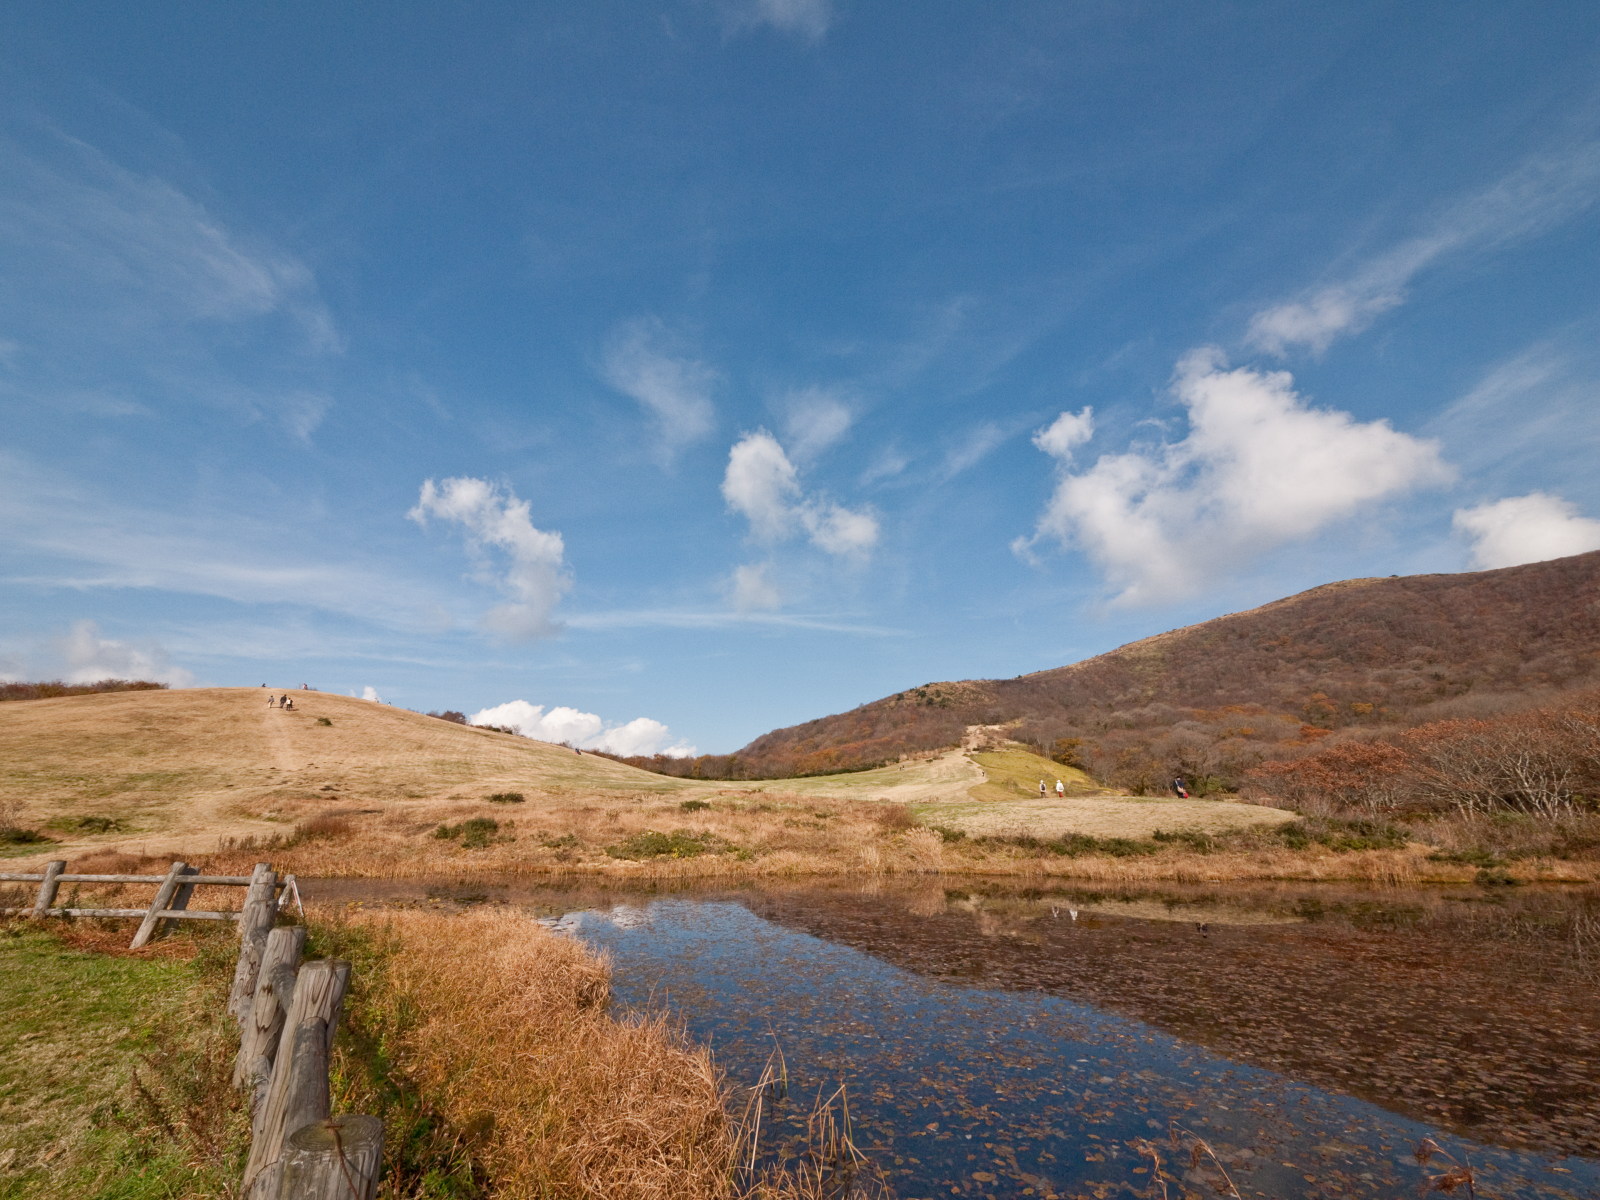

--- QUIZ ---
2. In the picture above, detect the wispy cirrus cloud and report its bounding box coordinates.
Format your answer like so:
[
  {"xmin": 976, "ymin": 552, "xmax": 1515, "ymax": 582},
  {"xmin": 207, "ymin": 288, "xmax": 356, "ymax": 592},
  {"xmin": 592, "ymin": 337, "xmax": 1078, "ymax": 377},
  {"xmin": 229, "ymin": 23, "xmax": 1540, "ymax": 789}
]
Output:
[
  {"xmin": 1017, "ymin": 348, "xmax": 1452, "ymax": 604},
  {"xmin": 0, "ymin": 450, "xmax": 434, "ymax": 628},
  {"xmin": 1248, "ymin": 139, "xmax": 1600, "ymax": 356},
  {"xmin": 718, "ymin": 0, "xmax": 834, "ymax": 44},
  {"xmin": 599, "ymin": 316, "xmax": 718, "ymax": 456},
  {"xmin": 409, "ymin": 477, "xmax": 571, "ymax": 640},
  {"xmin": 0, "ymin": 124, "xmax": 337, "ymax": 350}
]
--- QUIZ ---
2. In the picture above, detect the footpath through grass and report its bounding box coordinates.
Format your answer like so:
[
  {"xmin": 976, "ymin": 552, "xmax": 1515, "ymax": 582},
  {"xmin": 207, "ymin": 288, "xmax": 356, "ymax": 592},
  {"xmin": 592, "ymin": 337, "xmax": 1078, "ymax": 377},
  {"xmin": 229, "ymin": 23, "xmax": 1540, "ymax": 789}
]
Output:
[{"xmin": 0, "ymin": 923, "xmax": 245, "ymax": 1200}]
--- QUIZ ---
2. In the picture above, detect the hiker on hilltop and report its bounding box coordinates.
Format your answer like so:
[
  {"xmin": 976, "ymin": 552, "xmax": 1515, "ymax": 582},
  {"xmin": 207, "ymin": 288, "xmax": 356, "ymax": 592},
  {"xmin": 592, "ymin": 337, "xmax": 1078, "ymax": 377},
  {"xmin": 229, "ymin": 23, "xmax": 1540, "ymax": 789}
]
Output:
[{"xmin": 267, "ymin": 694, "xmax": 276, "ymax": 708}]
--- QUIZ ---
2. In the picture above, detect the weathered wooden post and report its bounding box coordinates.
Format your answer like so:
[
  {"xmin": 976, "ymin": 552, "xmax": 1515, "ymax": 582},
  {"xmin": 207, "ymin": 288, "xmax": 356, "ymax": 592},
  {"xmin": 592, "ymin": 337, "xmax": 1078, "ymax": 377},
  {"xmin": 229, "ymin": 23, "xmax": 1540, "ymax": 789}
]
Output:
[
  {"xmin": 242, "ymin": 959, "xmax": 351, "ymax": 1200},
  {"xmin": 228, "ymin": 863, "xmax": 280, "ymax": 1022},
  {"xmin": 234, "ymin": 925, "xmax": 307, "ymax": 1091},
  {"xmin": 30, "ymin": 860, "xmax": 66, "ymax": 917},
  {"xmin": 276, "ymin": 1114, "xmax": 383, "ymax": 1200},
  {"xmin": 130, "ymin": 862, "xmax": 195, "ymax": 949}
]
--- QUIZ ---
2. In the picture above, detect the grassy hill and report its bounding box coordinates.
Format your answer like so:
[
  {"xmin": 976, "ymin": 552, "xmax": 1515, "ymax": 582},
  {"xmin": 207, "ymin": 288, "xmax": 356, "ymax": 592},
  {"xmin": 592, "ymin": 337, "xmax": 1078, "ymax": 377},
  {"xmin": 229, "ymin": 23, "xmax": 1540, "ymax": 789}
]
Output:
[
  {"xmin": 0, "ymin": 687, "xmax": 689, "ymax": 857},
  {"xmin": 722, "ymin": 550, "xmax": 1600, "ymax": 788}
]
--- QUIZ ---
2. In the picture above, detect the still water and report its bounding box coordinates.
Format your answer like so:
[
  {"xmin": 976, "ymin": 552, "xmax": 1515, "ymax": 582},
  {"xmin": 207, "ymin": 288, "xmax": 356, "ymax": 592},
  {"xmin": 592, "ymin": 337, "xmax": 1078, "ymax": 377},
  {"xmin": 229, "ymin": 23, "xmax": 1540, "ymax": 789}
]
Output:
[{"xmin": 311, "ymin": 877, "xmax": 1600, "ymax": 1199}]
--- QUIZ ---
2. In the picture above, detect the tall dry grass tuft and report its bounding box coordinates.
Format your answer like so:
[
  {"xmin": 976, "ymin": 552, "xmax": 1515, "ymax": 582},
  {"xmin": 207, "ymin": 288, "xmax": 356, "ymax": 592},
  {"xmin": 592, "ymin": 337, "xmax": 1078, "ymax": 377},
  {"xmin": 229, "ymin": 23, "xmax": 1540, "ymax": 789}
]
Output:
[{"xmin": 344, "ymin": 906, "xmax": 783, "ymax": 1200}]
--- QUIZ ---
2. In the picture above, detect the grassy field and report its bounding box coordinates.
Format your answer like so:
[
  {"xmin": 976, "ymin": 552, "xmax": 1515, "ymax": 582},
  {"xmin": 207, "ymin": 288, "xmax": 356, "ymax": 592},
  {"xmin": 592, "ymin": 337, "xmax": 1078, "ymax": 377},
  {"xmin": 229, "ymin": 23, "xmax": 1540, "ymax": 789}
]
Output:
[
  {"xmin": 3, "ymin": 689, "xmax": 1591, "ymax": 884},
  {"xmin": 0, "ymin": 923, "xmax": 245, "ymax": 1199}
]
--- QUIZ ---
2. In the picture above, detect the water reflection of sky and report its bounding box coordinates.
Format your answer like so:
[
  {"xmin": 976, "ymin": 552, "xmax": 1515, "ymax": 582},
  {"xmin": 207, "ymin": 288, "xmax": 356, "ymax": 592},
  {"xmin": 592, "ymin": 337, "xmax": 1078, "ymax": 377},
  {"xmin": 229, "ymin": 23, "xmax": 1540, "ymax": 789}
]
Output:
[{"xmin": 560, "ymin": 898, "xmax": 1599, "ymax": 1200}]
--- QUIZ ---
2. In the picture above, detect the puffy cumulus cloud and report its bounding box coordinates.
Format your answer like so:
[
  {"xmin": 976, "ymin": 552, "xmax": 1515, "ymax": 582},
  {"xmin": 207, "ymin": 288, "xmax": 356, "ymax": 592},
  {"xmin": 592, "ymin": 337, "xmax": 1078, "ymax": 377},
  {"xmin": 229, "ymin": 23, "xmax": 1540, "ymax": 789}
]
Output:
[
  {"xmin": 1033, "ymin": 408, "xmax": 1095, "ymax": 462},
  {"xmin": 468, "ymin": 700, "xmax": 696, "ymax": 757},
  {"xmin": 721, "ymin": 0, "xmax": 833, "ymax": 43},
  {"xmin": 57, "ymin": 620, "xmax": 195, "ymax": 686},
  {"xmin": 409, "ymin": 477, "xmax": 570, "ymax": 640},
  {"xmin": 722, "ymin": 431, "xmax": 801, "ymax": 541},
  {"xmin": 781, "ymin": 386, "xmax": 854, "ymax": 462},
  {"xmin": 1454, "ymin": 493, "xmax": 1600, "ymax": 569},
  {"xmin": 600, "ymin": 317, "xmax": 717, "ymax": 454},
  {"xmin": 730, "ymin": 562, "xmax": 782, "ymax": 612},
  {"xmin": 722, "ymin": 431, "xmax": 879, "ymax": 559},
  {"xmin": 360, "ymin": 686, "xmax": 384, "ymax": 702},
  {"xmin": 1018, "ymin": 349, "xmax": 1452, "ymax": 605}
]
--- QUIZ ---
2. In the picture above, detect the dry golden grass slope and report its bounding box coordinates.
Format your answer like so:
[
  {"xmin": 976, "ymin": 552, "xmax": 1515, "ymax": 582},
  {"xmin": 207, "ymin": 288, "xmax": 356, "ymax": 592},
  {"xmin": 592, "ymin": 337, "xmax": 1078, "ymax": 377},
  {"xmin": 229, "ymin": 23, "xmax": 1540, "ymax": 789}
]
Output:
[{"xmin": 0, "ymin": 688, "xmax": 693, "ymax": 858}]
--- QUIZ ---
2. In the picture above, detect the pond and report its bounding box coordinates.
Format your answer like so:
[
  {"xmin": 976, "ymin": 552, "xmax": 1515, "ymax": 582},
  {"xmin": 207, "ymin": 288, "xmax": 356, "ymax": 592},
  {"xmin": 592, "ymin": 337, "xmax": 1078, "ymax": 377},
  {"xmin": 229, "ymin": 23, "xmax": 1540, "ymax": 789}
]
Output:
[{"xmin": 307, "ymin": 876, "xmax": 1600, "ymax": 1199}]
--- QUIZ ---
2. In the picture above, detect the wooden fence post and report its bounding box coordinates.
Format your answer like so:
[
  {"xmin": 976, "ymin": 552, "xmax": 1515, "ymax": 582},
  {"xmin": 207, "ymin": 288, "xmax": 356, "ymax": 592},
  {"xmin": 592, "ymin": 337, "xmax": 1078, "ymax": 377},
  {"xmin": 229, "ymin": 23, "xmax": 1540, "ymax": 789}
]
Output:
[
  {"xmin": 129, "ymin": 862, "xmax": 193, "ymax": 949},
  {"xmin": 276, "ymin": 1115, "xmax": 383, "ymax": 1200},
  {"xmin": 242, "ymin": 959, "xmax": 351, "ymax": 1200},
  {"xmin": 228, "ymin": 864, "xmax": 279, "ymax": 1023},
  {"xmin": 30, "ymin": 860, "xmax": 66, "ymax": 917},
  {"xmin": 234, "ymin": 925, "xmax": 307, "ymax": 1091}
]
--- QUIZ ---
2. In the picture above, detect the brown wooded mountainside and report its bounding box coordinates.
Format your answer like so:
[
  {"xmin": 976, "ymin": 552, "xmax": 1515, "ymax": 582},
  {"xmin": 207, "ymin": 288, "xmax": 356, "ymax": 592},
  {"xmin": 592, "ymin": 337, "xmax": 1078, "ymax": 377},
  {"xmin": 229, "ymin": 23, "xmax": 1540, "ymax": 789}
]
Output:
[{"xmin": 625, "ymin": 551, "xmax": 1600, "ymax": 787}]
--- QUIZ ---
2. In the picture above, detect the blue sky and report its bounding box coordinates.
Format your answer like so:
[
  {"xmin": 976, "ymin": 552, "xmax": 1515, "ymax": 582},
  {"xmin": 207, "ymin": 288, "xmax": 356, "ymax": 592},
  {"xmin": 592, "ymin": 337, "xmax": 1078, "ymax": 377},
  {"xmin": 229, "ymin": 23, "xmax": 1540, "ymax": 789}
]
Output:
[{"xmin": 4, "ymin": 2, "xmax": 1600, "ymax": 754}]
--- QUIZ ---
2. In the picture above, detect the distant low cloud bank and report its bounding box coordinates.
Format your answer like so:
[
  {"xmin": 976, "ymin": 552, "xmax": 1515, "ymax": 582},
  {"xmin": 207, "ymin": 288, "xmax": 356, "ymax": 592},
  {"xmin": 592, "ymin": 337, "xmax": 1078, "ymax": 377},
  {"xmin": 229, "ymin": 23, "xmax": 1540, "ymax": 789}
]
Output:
[
  {"xmin": 1454, "ymin": 492, "xmax": 1600, "ymax": 569},
  {"xmin": 469, "ymin": 699, "xmax": 697, "ymax": 758}
]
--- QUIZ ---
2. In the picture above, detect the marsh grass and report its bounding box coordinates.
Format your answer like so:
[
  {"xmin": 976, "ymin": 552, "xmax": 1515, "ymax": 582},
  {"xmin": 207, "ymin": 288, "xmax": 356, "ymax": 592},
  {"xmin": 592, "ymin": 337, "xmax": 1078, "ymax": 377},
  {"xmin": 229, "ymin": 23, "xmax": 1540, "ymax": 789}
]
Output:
[{"xmin": 322, "ymin": 906, "xmax": 831, "ymax": 1200}]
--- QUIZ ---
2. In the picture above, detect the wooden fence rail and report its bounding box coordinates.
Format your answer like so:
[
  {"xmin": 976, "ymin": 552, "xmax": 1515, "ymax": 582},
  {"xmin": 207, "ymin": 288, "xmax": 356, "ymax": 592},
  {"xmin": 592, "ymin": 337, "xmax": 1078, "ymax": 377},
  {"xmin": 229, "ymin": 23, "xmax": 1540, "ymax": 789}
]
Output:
[
  {"xmin": 0, "ymin": 860, "xmax": 302, "ymax": 948},
  {"xmin": 1, "ymin": 859, "xmax": 378, "ymax": 1197}
]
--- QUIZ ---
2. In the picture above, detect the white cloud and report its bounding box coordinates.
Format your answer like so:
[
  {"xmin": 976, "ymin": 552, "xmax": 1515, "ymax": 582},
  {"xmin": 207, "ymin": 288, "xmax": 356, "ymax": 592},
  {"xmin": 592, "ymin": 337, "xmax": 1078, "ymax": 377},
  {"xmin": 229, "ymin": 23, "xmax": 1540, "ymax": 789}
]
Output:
[
  {"xmin": 1, "ymin": 127, "xmax": 336, "ymax": 350},
  {"xmin": 781, "ymin": 386, "xmax": 854, "ymax": 461},
  {"xmin": 1033, "ymin": 407, "xmax": 1095, "ymax": 462},
  {"xmin": 943, "ymin": 421, "xmax": 1009, "ymax": 479},
  {"xmin": 56, "ymin": 620, "xmax": 195, "ymax": 687},
  {"xmin": 361, "ymin": 686, "xmax": 384, "ymax": 702},
  {"xmin": 1453, "ymin": 493, "xmax": 1600, "ymax": 569},
  {"xmin": 1020, "ymin": 348, "xmax": 1452, "ymax": 604},
  {"xmin": 730, "ymin": 562, "xmax": 782, "ymax": 612},
  {"xmin": 600, "ymin": 317, "xmax": 717, "ymax": 454},
  {"xmin": 409, "ymin": 477, "xmax": 570, "ymax": 640},
  {"xmin": 1248, "ymin": 140, "xmax": 1600, "ymax": 356},
  {"xmin": 722, "ymin": 430, "xmax": 879, "ymax": 560},
  {"xmin": 468, "ymin": 700, "xmax": 696, "ymax": 757},
  {"xmin": 721, "ymin": 0, "xmax": 833, "ymax": 43},
  {"xmin": 722, "ymin": 431, "xmax": 802, "ymax": 541}
]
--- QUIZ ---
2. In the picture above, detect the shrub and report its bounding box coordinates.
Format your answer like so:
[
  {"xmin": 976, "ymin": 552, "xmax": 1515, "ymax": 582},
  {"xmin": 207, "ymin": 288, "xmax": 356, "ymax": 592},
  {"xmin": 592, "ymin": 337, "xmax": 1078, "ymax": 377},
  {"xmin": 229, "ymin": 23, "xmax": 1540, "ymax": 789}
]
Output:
[
  {"xmin": 315, "ymin": 716, "xmax": 333, "ymax": 726},
  {"xmin": 488, "ymin": 792, "xmax": 526, "ymax": 804},
  {"xmin": 678, "ymin": 799, "xmax": 711, "ymax": 812},
  {"xmin": 604, "ymin": 830, "xmax": 730, "ymax": 860},
  {"xmin": 435, "ymin": 817, "xmax": 502, "ymax": 849},
  {"xmin": 296, "ymin": 815, "xmax": 354, "ymax": 842},
  {"xmin": 76, "ymin": 816, "xmax": 125, "ymax": 834}
]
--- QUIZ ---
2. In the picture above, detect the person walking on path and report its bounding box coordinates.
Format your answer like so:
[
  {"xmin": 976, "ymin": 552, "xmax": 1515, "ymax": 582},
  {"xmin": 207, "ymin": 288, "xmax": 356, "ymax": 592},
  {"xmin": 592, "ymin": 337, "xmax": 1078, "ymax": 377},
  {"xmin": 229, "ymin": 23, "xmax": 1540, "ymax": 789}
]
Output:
[
  {"xmin": 1055, "ymin": 779, "xmax": 1066, "ymax": 798},
  {"xmin": 1172, "ymin": 776, "xmax": 1189, "ymax": 799},
  {"xmin": 1038, "ymin": 779, "xmax": 1047, "ymax": 798},
  {"xmin": 267, "ymin": 694, "xmax": 276, "ymax": 708}
]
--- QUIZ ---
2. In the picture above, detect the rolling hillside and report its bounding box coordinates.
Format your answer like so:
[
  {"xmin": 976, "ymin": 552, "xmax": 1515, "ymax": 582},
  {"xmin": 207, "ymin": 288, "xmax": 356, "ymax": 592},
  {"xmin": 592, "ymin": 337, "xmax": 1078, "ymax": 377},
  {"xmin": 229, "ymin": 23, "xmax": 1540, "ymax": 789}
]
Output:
[
  {"xmin": 722, "ymin": 550, "xmax": 1600, "ymax": 784},
  {"xmin": 0, "ymin": 687, "xmax": 690, "ymax": 857}
]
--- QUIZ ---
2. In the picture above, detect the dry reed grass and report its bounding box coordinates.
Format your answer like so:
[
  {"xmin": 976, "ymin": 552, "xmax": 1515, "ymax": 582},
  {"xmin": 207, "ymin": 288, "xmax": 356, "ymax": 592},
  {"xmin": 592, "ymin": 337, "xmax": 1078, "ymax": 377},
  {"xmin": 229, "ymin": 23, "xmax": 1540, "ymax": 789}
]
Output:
[{"xmin": 336, "ymin": 906, "xmax": 815, "ymax": 1200}]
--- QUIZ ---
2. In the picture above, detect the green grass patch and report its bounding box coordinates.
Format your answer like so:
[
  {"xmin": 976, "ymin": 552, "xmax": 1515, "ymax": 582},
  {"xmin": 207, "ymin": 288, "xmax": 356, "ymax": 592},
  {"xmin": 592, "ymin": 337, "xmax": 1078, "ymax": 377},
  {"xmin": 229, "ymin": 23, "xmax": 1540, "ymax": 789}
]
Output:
[
  {"xmin": 969, "ymin": 745, "xmax": 1099, "ymax": 803},
  {"xmin": 0, "ymin": 923, "xmax": 248, "ymax": 1198},
  {"xmin": 604, "ymin": 829, "xmax": 734, "ymax": 860},
  {"xmin": 1275, "ymin": 816, "xmax": 1410, "ymax": 852},
  {"xmin": 434, "ymin": 816, "xmax": 504, "ymax": 849},
  {"xmin": 972, "ymin": 831, "xmax": 1162, "ymax": 858},
  {"xmin": 486, "ymin": 791, "xmax": 525, "ymax": 804}
]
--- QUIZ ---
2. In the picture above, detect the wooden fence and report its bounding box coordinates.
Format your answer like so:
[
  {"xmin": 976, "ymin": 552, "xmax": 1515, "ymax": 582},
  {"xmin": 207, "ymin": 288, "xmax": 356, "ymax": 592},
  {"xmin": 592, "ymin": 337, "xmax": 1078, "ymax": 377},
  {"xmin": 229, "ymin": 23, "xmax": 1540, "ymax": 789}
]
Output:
[{"xmin": 1, "ymin": 860, "xmax": 379, "ymax": 1198}]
